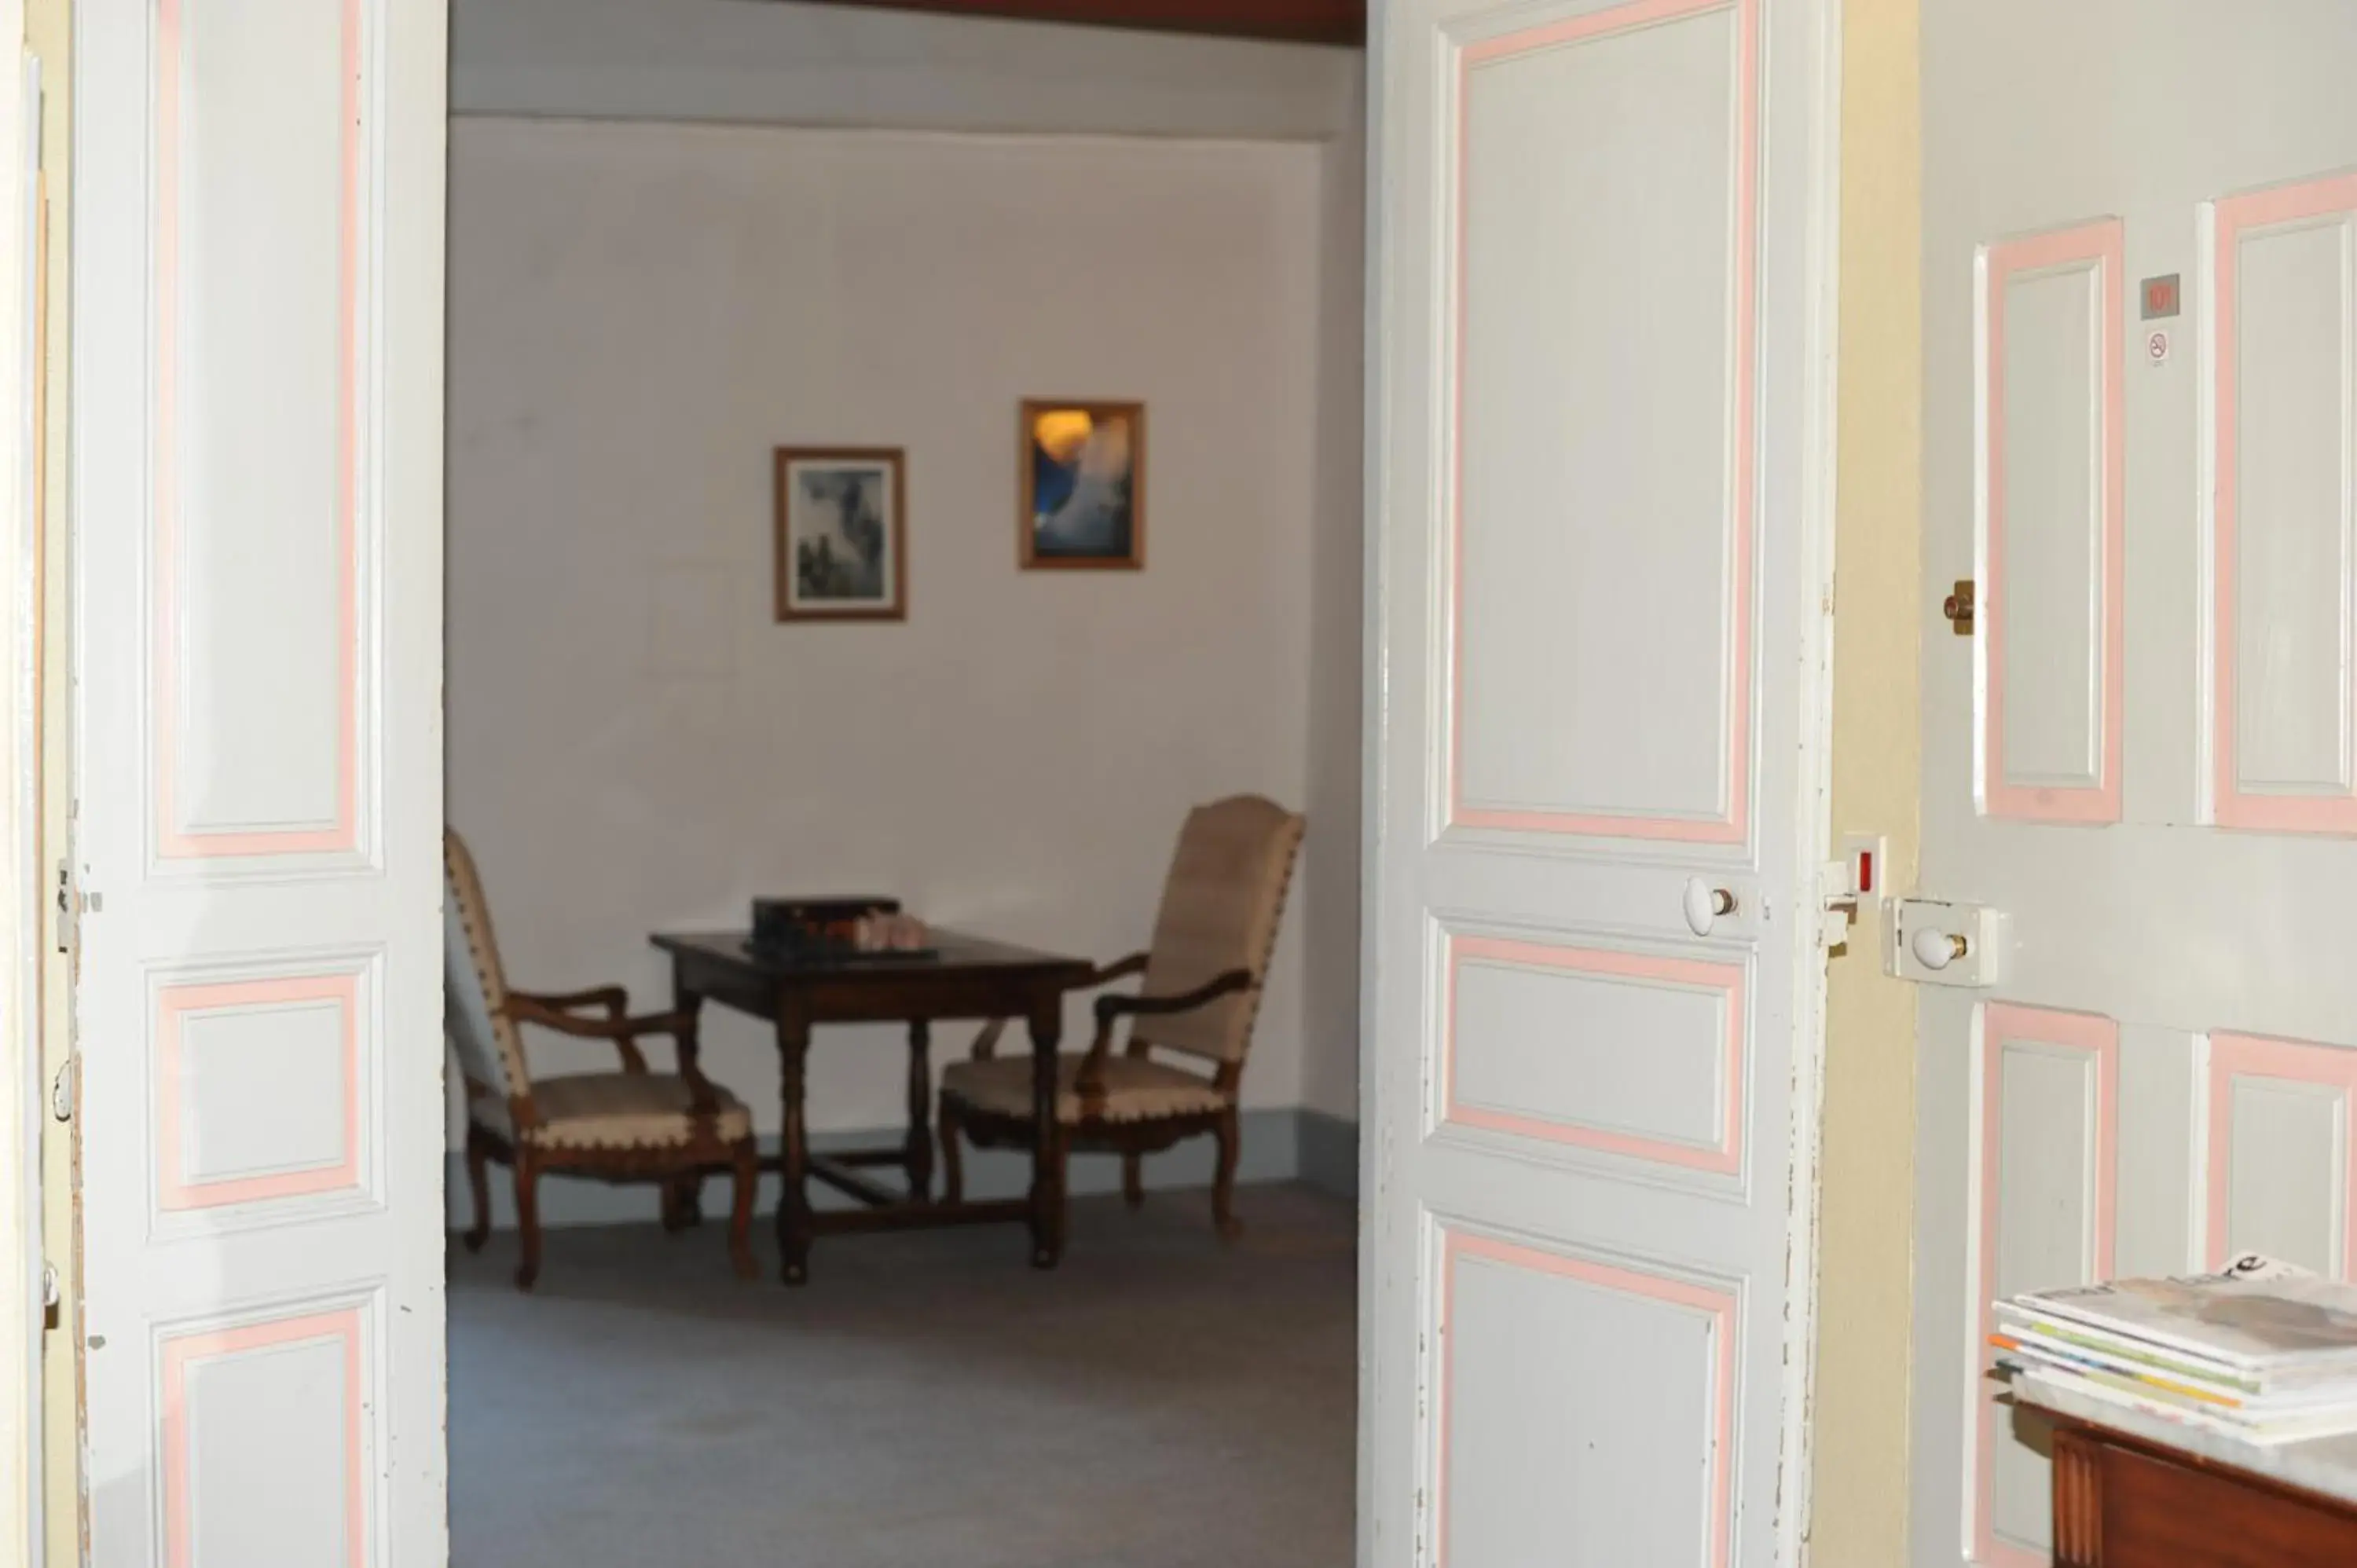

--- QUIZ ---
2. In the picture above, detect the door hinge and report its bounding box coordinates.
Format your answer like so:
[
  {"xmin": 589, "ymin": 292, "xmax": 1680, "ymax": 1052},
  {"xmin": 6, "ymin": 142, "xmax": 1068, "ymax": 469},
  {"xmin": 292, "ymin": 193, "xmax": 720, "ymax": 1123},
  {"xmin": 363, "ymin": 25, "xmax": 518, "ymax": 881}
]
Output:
[
  {"xmin": 53, "ymin": 859, "xmax": 68, "ymax": 952},
  {"xmin": 41, "ymin": 1262, "xmax": 59, "ymax": 1331}
]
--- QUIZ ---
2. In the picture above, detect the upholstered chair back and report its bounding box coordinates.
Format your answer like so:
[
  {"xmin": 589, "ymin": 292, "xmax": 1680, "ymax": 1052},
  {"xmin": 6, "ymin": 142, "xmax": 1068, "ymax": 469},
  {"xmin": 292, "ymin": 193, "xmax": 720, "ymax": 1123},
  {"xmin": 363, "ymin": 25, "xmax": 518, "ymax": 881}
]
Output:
[
  {"xmin": 1130, "ymin": 795, "xmax": 1306, "ymax": 1068},
  {"xmin": 444, "ymin": 830, "xmax": 533, "ymax": 1122}
]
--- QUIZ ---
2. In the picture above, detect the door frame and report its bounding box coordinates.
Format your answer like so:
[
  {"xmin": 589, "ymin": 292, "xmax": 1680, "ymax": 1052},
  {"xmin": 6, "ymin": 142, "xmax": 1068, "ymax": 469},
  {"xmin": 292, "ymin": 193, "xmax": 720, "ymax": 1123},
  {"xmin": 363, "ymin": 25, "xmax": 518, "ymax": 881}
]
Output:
[
  {"xmin": 1354, "ymin": 0, "xmax": 1848, "ymax": 1560},
  {"xmin": 0, "ymin": 11, "xmax": 38, "ymax": 1563},
  {"xmin": 1805, "ymin": 3, "xmax": 1927, "ymax": 1568}
]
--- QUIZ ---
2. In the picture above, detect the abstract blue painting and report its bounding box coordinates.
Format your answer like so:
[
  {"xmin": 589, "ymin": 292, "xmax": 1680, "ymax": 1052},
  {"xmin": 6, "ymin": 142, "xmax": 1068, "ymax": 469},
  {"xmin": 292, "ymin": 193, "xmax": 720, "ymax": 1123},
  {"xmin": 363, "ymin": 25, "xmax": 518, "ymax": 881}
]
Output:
[{"xmin": 1021, "ymin": 401, "xmax": 1145, "ymax": 569}]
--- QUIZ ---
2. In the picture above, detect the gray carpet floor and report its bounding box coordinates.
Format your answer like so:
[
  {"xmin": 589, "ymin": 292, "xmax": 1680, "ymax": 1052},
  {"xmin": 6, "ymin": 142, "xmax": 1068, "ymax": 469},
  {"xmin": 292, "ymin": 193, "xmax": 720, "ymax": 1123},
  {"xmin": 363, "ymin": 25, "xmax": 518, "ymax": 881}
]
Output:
[{"xmin": 449, "ymin": 1182, "xmax": 1356, "ymax": 1567}]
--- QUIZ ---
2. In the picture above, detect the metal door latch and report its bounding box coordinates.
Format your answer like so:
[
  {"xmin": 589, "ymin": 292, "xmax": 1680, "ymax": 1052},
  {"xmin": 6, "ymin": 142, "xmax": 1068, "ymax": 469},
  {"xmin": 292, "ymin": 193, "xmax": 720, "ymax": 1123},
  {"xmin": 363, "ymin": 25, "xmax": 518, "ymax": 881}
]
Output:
[
  {"xmin": 1817, "ymin": 835, "xmax": 1888, "ymax": 953},
  {"xmin": 1886, "ymin": 898, "xmax": 2007, "ymax": 987}
]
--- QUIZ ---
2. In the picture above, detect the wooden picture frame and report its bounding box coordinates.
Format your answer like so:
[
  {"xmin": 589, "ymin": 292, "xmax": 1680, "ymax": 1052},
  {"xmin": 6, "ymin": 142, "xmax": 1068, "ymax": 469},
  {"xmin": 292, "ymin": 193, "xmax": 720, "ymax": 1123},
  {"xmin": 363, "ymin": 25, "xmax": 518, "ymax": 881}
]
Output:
[
  {"xmin": 1019, "ymin": 399, "xmax": 1146, "ymax": 570},
  {"xmin": 775, "ymin": 446, "xmax": 908, "ymax": 621}
]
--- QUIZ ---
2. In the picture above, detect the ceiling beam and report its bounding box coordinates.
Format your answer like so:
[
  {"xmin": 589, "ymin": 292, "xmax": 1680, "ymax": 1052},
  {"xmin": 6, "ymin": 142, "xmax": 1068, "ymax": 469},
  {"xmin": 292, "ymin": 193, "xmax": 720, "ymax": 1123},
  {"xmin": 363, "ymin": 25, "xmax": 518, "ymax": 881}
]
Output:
[{"xmin": 791, "ymin": 0, "xmax": 1365, "ymax": 46}]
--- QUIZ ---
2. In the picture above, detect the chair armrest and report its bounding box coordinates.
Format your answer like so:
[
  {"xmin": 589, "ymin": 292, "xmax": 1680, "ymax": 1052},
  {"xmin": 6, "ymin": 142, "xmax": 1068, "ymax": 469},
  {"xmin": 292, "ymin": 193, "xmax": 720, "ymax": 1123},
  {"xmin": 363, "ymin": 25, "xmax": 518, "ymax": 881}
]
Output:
[
  {"xmin": 508, "ymin": 984, "xmax": 627, "ymax": 1019},
  {"xmin": 966, "ymin": 952, "xmax": 1154, "ymax": 1061},
  {"xmin": 1091, "ymin": 969, "xmax": 1252, "ymax": 1027},
  {"xmin": 1073, "ymin": 969, "xmax": 1253, "ymax": 1105},
  {"xmin": 503, "ymin": 995, "xmax": 698, "ymax": 1077}
]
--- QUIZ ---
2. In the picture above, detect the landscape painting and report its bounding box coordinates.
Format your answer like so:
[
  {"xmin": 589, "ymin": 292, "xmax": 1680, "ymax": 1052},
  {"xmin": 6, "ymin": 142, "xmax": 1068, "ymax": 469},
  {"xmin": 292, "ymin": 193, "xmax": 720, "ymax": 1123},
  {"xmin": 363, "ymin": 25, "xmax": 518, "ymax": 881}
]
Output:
[
  {"xmin": 775, "ymin": 447, "xmax": 907, "ymax": 621},
  {"xmin": 1021, "ymin": 400, "xmax": 1145, "ymax": 570}
]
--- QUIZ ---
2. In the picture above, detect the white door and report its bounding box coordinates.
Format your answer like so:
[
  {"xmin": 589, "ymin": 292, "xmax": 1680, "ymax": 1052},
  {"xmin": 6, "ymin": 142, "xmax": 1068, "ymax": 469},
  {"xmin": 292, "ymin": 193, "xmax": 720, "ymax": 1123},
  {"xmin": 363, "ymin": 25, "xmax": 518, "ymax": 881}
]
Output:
[
  {"xmin": 1910, "ymin": 3, "xmax": 2357, "ymax": 1565},
  {"xmin": 1362, "ymin": 1, "xmax": 1836, "ymax": 1563},
  {"xmin": 73, "ymin": 0, "xmax": 447, "ymax": 1563}
]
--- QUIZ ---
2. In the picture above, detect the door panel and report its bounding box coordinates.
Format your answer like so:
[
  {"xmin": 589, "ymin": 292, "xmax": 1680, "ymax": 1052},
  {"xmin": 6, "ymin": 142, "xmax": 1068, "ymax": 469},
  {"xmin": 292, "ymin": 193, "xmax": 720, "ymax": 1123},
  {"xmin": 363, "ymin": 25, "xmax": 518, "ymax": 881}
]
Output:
[
  {"xmin": 2203, "ymin": 1032, "xmax": 2357, "ymax": 1277},
  {"xmin": 1365, "ymin": 0, "xmax": 1835, "ymax": 1563},
  {"xmin": 1913, "ymin": 5, "xmax": 2357, "ymax": 1565},
  {"xmin": 1441, "ymin": 936, "xmax": 1745, "ymax": 1174},
  {"xmin": 75, "ymin": 0, "xmax": 448, "ymax": 1562},
  {"xmin": 1968, "ymin": 1006, "xmax": 2117, "ymax": 1568},
  {"xmin": 1439, "ymin": 1231, "xmax": 1734, "ymax": 1568},
  {"xmin": 1978, "ymin": 222, "xmax": 2122, "ymax": 822},
  {"xmin": 2205, "ymin": 174, "xmax": 2357, "ymax": 831},
  {"xmin": 167, "ymin": 0, "xmax": 360, "ymax": 852},
  {"xmin": 1451, "ymin": 2, "xmax": 1748, "ymax": 836}
]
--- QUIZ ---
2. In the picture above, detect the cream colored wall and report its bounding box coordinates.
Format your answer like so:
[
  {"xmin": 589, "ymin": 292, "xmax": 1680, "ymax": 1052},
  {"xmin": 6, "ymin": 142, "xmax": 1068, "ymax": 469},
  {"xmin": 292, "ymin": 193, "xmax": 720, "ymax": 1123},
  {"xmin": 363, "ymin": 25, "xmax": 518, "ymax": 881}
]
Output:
[
  {"xmin": 28, "ymin": 0, "xmax": 73, "ymax": 1555},
  {"xmin": 445, "ymin": 119, "xmax": 1351, "ymax": 1167},
  {"xmin": 1805, "ymin": 0, "xmax": 1923, "ymax": 1565}
]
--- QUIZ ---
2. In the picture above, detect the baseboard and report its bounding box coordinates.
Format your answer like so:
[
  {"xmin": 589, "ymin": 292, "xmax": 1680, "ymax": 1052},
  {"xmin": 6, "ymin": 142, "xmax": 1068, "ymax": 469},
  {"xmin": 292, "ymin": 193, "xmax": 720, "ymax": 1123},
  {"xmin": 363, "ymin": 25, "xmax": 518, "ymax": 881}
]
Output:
[
  {"xmin": 1294, "ymin": 1108, "xmax": 1358, "ymax": 1200},
  {"xmin": 447, "ymin": 1106, "xmax": 1325, "ymax": 1230}
]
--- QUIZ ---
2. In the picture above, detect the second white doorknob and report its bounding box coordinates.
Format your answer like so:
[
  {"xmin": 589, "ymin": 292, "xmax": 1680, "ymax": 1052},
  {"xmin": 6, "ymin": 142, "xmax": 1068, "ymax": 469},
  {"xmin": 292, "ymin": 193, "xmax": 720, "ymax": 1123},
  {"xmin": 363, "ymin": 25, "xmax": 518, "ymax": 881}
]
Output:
[{"xmin": 1683, "ymin": 878, "xmax": 1736, "ymax": 936}]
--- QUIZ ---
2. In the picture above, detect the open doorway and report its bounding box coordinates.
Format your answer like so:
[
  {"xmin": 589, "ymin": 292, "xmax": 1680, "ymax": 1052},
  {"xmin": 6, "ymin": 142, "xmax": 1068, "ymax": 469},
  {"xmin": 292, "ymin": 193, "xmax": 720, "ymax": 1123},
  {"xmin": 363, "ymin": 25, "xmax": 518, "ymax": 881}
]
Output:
[{"xmin": 433, "ymin": 4, "xmax": 1369, "ymax": 1565}]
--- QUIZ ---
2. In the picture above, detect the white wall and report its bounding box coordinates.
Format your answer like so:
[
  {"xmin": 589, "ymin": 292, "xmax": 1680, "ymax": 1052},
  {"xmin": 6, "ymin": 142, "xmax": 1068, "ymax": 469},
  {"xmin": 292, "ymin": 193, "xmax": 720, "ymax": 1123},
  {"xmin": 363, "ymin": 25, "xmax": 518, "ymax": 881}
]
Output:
[
  {"xmin": 451, "ymin": 0, "xmax": 1359, "ymax": 140},
  {"xmin": 1299, "ymin": 76, "xmax": 1365, "ymax": 1124},
  {"xmin": 446, "ymin": 117, "xmax": 1357, "ymax": 1151}
]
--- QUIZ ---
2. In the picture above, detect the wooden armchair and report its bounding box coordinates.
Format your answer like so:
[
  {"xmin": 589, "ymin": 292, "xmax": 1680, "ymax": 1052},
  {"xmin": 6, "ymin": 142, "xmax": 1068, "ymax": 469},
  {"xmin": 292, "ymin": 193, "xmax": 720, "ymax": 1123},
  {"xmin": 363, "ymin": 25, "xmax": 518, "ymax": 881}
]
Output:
[
  {"xmin": 445, "ymin": 829, "xmax": 759, "ymax": 1289},
  {"xmin": 937, "ymin": 795, "xmax": 1306, "ymax": 1238}
]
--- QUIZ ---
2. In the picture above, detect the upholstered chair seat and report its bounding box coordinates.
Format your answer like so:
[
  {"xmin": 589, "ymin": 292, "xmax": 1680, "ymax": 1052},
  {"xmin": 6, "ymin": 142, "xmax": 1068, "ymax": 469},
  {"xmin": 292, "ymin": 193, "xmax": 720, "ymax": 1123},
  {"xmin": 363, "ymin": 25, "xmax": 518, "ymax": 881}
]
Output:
[
  {"xmin": 517, "ymin": 1074, "xmax": 757, "ymax": 1151},
  {"xmin": 445, "ymin": 828, "xmax": 760, "ymax": 1288},
  {"xmin": 937, "ymin": 794, "xmax": 1305, "ymax": 1239},
  {"xmin": 939, "ymin": 1053, "xmax": 1229, "ymax": 1126}
]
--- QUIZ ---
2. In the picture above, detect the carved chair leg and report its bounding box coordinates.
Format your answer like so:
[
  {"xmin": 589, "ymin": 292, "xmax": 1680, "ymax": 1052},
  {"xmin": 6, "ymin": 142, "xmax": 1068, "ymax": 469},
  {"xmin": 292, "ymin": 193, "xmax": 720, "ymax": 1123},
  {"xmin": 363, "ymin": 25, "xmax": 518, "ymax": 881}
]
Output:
[
  {"xmin": 1211, "ymin": 1108, "xmax": 1243, "ymax": 1241},
  {"xmin": 462, "ymin": 1129, "xmax": 493, "ymax": 1252},
  {"xmin": 661, "ymin": 1175, "xmax": 703, "ymax": 1233},
  {"xmin": 727, "ymin": 1146, "xmax": 760, "ymax": 1282},
  {"xmin": 513, "ymin": 1149, "xmax": 544, "ymax": 1291},
  {"xmin": 938, "ymin": 1097, "xmax": 966, "ymax": 1205},
  {"xmin": 1121, "ymin": 1152, "xmax": 1146, "ymax": 1209}
]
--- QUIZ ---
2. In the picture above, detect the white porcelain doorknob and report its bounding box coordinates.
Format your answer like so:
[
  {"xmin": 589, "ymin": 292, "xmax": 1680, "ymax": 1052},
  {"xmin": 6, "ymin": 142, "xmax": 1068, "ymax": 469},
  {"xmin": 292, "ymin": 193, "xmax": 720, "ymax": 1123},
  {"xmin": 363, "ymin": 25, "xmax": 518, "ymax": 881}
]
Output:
[
  {"xmin": 1683, "ymin": 877, "xmax": 1736, "ymax": 936},
  {"xmin": 1911, "ymin": 927, "xmax": 1968, "ymax": 971}
]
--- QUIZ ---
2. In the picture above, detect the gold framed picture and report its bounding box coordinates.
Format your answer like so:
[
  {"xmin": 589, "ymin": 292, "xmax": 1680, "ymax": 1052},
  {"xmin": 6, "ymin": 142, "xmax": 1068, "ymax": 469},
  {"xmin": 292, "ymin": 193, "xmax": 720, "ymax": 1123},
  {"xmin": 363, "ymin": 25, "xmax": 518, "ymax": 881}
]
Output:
[{"xmin": 1019, "ymin": 400, "xmax": 1145, "ymax": 570}]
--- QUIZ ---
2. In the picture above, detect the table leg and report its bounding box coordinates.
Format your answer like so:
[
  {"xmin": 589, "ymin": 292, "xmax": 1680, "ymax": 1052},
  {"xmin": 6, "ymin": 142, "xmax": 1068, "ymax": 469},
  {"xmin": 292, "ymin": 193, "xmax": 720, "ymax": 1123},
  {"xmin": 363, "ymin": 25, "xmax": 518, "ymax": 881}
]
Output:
[
  {"xmin": 665, "ymin": 980, "xmax": 707, "ymax": 1230},
  {"xmin": 1026, "ymin": 987, "xmax": 1066, "ymax": 1269},
  {"xmin": 775, "ymin": 993, "xmax": 814, "ymax": 1286},
  {"xmin": 904, "ymin": 1019, "xmax": 934, "ymax": 1203}
]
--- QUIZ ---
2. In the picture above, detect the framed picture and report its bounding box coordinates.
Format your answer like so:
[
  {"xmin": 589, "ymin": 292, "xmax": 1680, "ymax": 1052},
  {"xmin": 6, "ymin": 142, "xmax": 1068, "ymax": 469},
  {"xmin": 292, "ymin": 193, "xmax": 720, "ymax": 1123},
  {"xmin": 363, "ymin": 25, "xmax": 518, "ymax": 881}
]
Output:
[
  {"xmin": 1020, "ymin": 399, "xmax": 1146, "ymax": 570},
  {"xmin": 775, "ymin": 447, "xmax": 907, "ymax": 622}
]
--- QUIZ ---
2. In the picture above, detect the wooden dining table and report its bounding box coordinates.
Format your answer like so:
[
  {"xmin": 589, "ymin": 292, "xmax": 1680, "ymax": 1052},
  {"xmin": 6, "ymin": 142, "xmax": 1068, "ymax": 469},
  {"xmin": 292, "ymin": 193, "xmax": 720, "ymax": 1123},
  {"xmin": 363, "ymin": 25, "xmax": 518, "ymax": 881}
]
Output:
[{"xmin": 651, "ymin": 929, "xmax": 1096, "ymax": 1284}]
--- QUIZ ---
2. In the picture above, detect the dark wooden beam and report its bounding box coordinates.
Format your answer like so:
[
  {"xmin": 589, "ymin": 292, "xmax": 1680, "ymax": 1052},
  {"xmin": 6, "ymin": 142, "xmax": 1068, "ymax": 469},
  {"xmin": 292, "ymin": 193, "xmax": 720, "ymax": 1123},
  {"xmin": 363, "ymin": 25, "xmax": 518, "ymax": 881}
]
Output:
[{"xmin": 794, "ymin": 0, "xmax": 1365, "ymax": 46}]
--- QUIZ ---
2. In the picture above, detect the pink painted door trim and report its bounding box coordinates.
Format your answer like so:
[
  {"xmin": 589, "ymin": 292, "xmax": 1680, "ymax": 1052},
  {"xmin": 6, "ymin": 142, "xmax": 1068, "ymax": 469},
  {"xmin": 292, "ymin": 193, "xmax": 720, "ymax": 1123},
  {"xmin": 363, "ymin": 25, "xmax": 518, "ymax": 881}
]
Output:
[
  {"xmin": 2206, "ymin": 169, "xmax": 2357, "ymax": 836},
  {"xmin": 152, "ymin": 0, "xmax": 365, "ymax": 860},
  {"xmin": 1447, "ymin": 0, "xmax": 1759, "ymax": 845},
  {"xmin": 1973, "ymin": 1002, "xmax": 2119, "ymax": 1568},
  {"xmin": 1441, "ymin": 933, "xmax": 1746, "ymax": 1174},
  {"xmin": 159, "ymin": 1306, "xmax": 368, "ymax": 1568},
  {"xmin": 155, "ymin": 972, "xmax": 364, "ymax": 1212},
  {"xmin": 1436, "ymin": 1228, "xmax": 1736, "ymax": 1568},
  {"xmin": 2205, "ymin": 1029, "xmax": 2357, "ymax": 1275},
  {"xmin": 1977, "ymin": 218, "xmax": 2126, "ymax": 826}
]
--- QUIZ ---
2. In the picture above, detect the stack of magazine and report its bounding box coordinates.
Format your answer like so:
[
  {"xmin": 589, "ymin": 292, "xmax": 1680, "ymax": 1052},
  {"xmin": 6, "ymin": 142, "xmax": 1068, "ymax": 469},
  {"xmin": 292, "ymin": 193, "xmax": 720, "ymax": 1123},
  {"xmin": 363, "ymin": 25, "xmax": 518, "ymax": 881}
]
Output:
[{"xmin": 1992, "ymin": 1256, "xmax": 2357, "ymax": 1445}]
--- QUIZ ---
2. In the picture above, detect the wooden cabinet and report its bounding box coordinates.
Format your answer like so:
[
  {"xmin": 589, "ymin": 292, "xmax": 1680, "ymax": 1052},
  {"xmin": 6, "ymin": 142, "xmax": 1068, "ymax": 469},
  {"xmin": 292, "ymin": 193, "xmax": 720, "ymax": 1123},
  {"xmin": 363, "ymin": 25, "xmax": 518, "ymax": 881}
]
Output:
[{"xmin": 2047, "ymin": 1413, "xmax": 2357, "ymax": 1567}]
